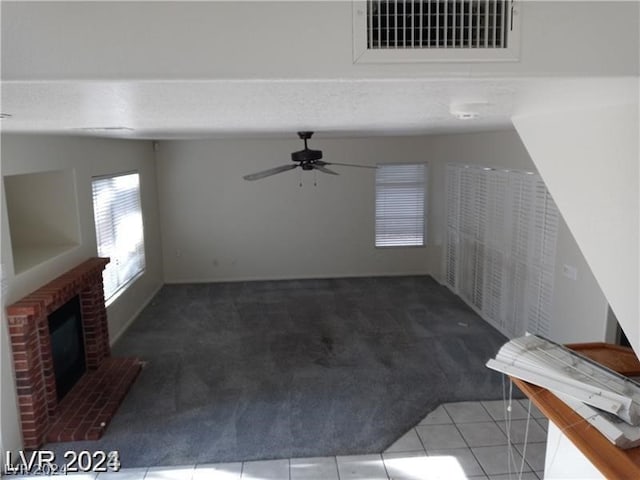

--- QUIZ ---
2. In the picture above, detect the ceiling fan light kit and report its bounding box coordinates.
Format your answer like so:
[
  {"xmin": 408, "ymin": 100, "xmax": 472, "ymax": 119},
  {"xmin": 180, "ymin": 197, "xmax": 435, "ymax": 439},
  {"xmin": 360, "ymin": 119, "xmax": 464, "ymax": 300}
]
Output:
[
  {"xmin": 291, "ymin": 131, "xmax": 323, "ymax": 167},
  {"xmin": 243, "ymin": 131, "xmax": 376, "ymax": 181}
]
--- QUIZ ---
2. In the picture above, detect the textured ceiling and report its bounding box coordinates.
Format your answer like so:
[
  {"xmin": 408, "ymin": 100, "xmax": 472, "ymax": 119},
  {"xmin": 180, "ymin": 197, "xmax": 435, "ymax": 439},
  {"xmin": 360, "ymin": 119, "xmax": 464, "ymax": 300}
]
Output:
[
  {"xmin": 2, "ymin": 77, "xmax": 635, "ymax": 140},
  {"xmin": 1, "ymin": 79, "xmax": 520, "ymax": 139}
]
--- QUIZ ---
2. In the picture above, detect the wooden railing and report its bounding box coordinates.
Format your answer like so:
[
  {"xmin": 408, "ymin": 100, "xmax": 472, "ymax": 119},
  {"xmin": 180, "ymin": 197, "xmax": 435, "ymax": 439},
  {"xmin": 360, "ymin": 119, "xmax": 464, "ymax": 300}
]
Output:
[{"xmin": 512, "ymin": 343, "xmax": 640, "ymax": 480}]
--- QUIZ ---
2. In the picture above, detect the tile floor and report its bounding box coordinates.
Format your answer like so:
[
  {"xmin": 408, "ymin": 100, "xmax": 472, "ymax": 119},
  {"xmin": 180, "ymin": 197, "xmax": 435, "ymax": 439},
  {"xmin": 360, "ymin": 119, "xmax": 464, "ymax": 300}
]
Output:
[{"xmin": 10, "ymin": 399, "xmax": 548, "ymax": 480}]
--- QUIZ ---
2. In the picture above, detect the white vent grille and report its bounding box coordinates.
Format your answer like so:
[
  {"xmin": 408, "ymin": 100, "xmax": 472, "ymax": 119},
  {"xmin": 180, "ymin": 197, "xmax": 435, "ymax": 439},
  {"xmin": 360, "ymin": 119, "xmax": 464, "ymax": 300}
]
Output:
[
  {"xmin": 367, "ymin": 0, "xmax": 510, "ymax": 49},
  {"xmin": 353, "ymin": 0, "xmax": 520, "ymax": 63}
]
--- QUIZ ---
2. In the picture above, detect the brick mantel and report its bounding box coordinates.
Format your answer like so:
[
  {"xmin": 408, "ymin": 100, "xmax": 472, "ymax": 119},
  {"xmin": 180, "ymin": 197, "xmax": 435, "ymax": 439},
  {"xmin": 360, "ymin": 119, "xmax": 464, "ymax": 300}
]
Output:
[{"xmin": 7, "ymin": 257, "xmax": 111, "ymax": 449}]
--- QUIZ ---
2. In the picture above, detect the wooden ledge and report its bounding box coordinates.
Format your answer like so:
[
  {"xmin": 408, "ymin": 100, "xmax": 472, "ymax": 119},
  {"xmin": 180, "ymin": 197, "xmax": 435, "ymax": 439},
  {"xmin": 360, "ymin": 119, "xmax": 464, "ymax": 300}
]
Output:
[
  {"xmin": 7, "ymin": 257, "xmax": 109, "ymax": 317},
  {"xmin": 512, "ymin": 343, "xmax": 640, "ymax": 480}
]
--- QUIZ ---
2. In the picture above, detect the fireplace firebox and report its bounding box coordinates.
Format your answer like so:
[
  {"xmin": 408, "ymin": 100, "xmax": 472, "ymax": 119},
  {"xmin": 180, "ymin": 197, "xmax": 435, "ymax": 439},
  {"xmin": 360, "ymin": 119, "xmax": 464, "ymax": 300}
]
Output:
[{"xmin": 48, "ymin": 295, "xmax": 86, "ymax": 400}]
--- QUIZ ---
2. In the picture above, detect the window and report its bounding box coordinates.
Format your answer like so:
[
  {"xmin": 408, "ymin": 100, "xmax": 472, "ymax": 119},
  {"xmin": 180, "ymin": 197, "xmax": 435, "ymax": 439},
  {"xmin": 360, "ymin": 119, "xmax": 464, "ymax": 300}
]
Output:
[
  {"xmin": 92, "ymin": 172, "xmax": 146, "ymax": 303},
  {"xmin": 375, "ymin": 163, "xmax": 427, "ymax": 247}
]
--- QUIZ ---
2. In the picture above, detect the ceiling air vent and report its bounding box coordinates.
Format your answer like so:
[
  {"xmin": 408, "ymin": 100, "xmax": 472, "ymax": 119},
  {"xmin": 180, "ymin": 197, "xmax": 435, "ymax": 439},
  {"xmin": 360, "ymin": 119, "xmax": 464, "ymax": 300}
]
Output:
[{"xmin": 353, "ymin": 0, "xmax": 520, "ymax": 63}]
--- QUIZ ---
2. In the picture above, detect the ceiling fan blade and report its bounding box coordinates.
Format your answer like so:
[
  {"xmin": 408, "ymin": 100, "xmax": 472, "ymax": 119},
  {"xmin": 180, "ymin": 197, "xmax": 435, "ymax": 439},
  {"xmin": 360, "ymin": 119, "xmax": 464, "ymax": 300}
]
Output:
[
  {"xmin": 243, "ymin": 164, "xmax": 297, "ymax": 181},
  {"xmin": 314, "ymin": 165, "xmax": 339, "ymax": 176},
  {"xmin": 323, "ymin": 161, "xmax": 377, "ymax": 169}
]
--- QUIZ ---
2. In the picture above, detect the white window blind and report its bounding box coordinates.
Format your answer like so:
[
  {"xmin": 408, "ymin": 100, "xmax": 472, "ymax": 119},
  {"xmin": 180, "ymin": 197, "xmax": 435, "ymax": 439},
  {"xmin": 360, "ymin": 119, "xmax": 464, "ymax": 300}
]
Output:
[
  {"xmin": 445, "ymin": 165, "xmax": 558, "ymax": 338},
  {"xmin": 375, "ymin": 163, "xmax": 427, "ymax": 247},
  {"xmin": 527, "ymin": 180, "xmax": 559, "ymax": 337},
  {"xmin": 445, "ymin": 165, "xmax": 460, "ymax": 288},
  {"xmin": 92, "ymin": 172, "xmax": 146, "ymax": 302}
]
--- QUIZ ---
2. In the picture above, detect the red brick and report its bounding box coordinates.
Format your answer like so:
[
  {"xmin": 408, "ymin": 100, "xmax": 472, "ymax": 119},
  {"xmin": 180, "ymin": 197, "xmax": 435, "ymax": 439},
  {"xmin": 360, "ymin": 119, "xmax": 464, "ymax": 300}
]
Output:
[
  {"xmin": 43, "ymin": 358, "xmax": 140, "ymax": 443},
  {"xmin": 6, "ymin": 257, "xmax": 112, "ymax": 449}
]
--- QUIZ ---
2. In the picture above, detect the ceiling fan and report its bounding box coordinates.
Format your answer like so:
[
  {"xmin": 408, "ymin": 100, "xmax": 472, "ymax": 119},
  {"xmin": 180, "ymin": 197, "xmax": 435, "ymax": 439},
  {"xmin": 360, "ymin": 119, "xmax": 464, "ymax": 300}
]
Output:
[{"xmin": 243, "ymin": 132, "xmax": 376, "ymax": 181}]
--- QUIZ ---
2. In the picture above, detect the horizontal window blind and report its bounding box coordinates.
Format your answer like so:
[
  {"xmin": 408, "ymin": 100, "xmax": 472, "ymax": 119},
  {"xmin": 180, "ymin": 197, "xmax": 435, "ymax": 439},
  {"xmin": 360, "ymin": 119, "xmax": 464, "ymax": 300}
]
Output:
[
  {"xmin": 92, "ymin": 172, "xmax": 146, "ymax": 302},
  {"xmin": 375, "ymin": 163, "xmax": 426, "ymax": 247},
  {"xmin": 445, "ymin": 164, "xmax": 558, "ymax": 338}
]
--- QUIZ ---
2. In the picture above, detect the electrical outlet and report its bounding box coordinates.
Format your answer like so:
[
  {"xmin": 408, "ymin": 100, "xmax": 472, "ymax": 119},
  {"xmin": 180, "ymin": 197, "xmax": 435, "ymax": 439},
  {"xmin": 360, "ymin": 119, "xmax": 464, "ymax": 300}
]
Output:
[{"xmin": 563, "ymin": 264, "xmax": 578, "ymax": 280}]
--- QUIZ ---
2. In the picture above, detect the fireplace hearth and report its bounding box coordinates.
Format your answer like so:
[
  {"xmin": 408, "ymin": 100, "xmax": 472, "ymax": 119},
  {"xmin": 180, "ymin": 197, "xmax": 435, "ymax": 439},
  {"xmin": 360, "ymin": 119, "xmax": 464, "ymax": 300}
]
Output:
[{"xmin": 7, "ymin": 258, "xmax": 142, "ymax": 449}]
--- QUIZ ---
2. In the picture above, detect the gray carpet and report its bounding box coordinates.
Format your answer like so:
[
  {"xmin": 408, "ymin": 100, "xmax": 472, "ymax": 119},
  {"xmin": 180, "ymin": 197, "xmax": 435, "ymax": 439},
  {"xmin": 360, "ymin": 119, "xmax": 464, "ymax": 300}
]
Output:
[{"xmin": 44, "ymin": 276, "xmax": 510, "ymax": 467}]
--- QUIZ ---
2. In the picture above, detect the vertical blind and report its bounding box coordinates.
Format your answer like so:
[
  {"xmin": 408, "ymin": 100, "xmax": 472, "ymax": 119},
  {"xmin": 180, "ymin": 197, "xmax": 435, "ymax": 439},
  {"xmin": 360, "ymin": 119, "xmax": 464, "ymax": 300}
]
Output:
[
  {"xmin": 445, "ymin": 165, "xmax": 558, "ymax": 338},
  {"xmin": 92, "ymin": 172, "xmax": 146, "ymax": 302},
  {"xmin": 375, "ymin": 163, "xmax": 427, "ymax": 247}
]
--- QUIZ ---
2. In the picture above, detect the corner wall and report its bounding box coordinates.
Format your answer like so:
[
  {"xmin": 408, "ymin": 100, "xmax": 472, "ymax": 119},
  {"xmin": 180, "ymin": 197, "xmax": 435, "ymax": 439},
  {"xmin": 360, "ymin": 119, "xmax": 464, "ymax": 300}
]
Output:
[
  {"xmin": 1, "ymin": 134, "xmax": 164, "ymax": 459},
  {"xmin": 513, "ymin": 103, "xmax": 639, "ymax": 354},
  {"xmin": 156, "ymin": 131, "xmax": 609, "ymax": 345}
]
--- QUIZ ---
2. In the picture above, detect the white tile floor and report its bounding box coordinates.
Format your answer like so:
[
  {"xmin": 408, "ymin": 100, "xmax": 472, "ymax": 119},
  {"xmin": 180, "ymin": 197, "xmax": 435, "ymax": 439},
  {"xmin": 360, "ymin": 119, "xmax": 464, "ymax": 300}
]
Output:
[{"xmin": 10, "ymin": 399, "xmax": 548, "ymax": 480}]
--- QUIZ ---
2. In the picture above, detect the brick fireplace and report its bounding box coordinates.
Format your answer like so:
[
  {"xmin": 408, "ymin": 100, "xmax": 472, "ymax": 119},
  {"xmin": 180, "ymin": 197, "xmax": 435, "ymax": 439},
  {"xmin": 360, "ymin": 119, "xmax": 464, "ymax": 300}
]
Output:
[{"xmin": 7, "ymin": 258, "xmax": 142, "ymax": 449}]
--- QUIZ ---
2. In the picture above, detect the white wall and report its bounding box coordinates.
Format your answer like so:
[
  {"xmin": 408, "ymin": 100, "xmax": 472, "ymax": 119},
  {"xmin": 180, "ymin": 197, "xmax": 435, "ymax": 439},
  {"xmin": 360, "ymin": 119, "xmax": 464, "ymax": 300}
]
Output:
[
  {"xmin": 545, "ymin": 423, "xmax": 604, "ymax": 479},
  {"xmin": 156, "ymin": 137, "xmax": 434, "ymax": 282},
  {"xmin": 2, "ymin": 1, "xmax": 637, "ymax": 80},
  {"xmin": 513, "ymin": 103, "xmax": 639, "ymax": 354},
  {"xmin": 551, "ymin": 224, "xmax": 611, "ymax": 344},
  {"xmin": 0, "ymin": 135, "xmax": 164, "ymax": 459}
]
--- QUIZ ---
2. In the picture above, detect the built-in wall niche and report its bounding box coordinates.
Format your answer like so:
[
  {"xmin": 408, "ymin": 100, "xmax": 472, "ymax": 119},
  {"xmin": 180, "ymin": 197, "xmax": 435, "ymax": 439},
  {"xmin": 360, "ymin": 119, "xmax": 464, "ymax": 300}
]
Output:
[{"xmin": 4, "ymin": 169, "xmax": 80, "ymax": 274}]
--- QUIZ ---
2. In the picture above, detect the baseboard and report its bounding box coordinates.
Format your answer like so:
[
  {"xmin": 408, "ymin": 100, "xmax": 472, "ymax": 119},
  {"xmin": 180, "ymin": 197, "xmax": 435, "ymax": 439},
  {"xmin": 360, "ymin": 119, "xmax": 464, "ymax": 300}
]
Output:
[
  {"xmin": 440, "ymin": 280, "xmax": 512, "ymax": 338},
  {"xmin": 432, "ymin": 274, "xmax": 447, "ymax": 286},
  {"xmin": 455, "ymin": 291, "xmax": 512, "ymax": 338},
  {"xmin": 109, "ymin": 282, "xmax": 163, "ymax": 346},
  {"xmin": 163, "ymin": 271, "xmax": 433, "ymax": 285}
]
